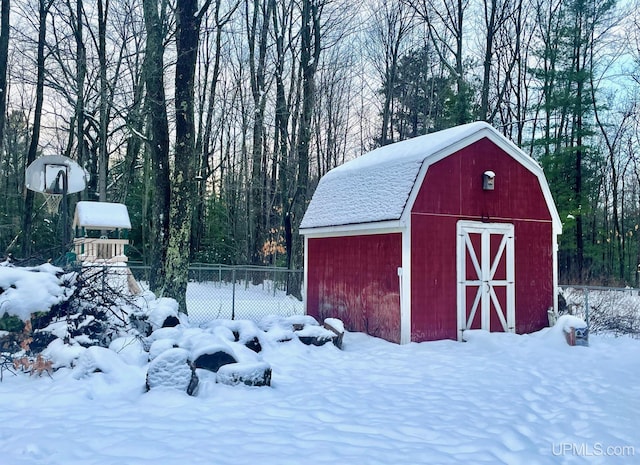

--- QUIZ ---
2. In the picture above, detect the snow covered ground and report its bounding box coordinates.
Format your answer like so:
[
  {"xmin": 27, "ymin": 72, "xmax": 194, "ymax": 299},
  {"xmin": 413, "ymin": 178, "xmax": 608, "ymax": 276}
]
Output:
[
  {"xmin": 1, "ymin": 328, "xmax": 638, "ymax": 464},
  {"xmin": 1, "ymin": 264, "xmax": 639, "ymax": 464}
]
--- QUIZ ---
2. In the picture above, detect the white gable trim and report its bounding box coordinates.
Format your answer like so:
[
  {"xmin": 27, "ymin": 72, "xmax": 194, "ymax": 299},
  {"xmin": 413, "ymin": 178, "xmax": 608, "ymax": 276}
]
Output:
[
  {"xmin": 400, "ymin": 227, "xmax": 412, "ymax": 344},
  {"xmin": 300, "ymin": 220, "xmax": 405, "ymax": 238},
  {"xmin": 303, "ymin": 235, "xmax": 309, "ymax": 316},
  {"xmin": 400, "ymin": 127, "xmax": 563, "ymax": 236}
]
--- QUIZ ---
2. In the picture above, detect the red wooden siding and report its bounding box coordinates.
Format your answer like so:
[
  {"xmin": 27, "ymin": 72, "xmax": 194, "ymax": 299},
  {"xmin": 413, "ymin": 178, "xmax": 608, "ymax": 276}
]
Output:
[
  {"xmin": 412, "ymin": 138, "xmax": 552, "ymax": 221},
  {"xmin": 411, "ymin": 215, "xmax": 458, "ymax": 340},
  {"xmin": 411, "ymin": 138, "xmax": 554, "ymax": 341},
  {"xmin": 306, "ymin": 234, "xmax": 402, "ymax": 343},
  {"xmin": 514, "ymin": 221, "xmax": 554, "ymax": 333}
]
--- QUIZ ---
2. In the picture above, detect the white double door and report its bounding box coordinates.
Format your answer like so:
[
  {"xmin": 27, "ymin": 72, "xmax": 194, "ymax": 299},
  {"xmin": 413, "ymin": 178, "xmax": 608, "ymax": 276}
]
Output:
[{"xmin": 456, "ymin": 221, "xmax": 515, "ymax": 340}]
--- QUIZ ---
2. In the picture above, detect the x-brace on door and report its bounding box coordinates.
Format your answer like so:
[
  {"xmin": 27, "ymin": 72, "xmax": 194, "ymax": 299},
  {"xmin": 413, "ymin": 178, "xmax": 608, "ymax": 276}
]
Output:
[{"xmin": 457, "ymin": 221, "xmax": 515, "ymax": 340}]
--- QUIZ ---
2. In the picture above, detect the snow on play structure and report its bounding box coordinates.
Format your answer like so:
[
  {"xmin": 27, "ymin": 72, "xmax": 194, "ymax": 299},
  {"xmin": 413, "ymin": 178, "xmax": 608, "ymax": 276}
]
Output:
[
  {"xmin": 71, "ymin": 201, "xmax": 141, "ymax": 295},
  {"xmin": 72, "ymin": 201, "xmax": 132, "ymax": 263}
]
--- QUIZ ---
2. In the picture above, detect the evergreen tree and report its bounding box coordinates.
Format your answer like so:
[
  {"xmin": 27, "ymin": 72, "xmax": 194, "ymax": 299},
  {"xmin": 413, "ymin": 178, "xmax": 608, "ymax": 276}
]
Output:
[
  {"xmin": 378, "ymin": 45, "xmax": 457, "ymax": 143},
  {"xmin": 391, "ymin": 46, "xmax": 453, "ymax": 137},
  {"xmin": 530, "ymin": 0, "xmax": 615, "ymax": 282}
]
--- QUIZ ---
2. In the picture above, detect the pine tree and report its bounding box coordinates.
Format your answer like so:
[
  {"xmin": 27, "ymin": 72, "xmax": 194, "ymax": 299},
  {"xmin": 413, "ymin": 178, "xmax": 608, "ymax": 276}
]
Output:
[{"xmin": 531, "ymin": 0, "xmax": 615, "ymax": 282}]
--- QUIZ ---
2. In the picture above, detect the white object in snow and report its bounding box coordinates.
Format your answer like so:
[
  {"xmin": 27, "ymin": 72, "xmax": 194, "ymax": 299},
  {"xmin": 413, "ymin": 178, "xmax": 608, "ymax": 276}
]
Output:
[
  {"xmin": 73, "ymin": 201, "xmax": 132, "ymax": 230},
  {"xmin": 72, "ymin": 201, "xmax": 133, "ymax": 263},
  {"xmin": 25, "ymin": 155, "xmax": 89, "ymax": 194}
]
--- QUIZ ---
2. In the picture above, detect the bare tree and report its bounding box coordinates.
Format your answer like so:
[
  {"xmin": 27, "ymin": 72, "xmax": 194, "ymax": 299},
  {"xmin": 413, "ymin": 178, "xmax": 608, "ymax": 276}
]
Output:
[
  {"xmin": 0, "ymin": 0, "xmax": 9, "ymax": 151},
  {"xmin": 163, "ymin": 0, "xmax": 213, "ymax": 311},
  {"xmin": 191, "ymin": 1, "xmax": 238, "ymax": 256},
  {"xmin": 367, "ymin": 0, "xmax": 416, "ymax": 145},
  {"xmin": 142, "ymin": 0, "xmax": 170, "ymax": 293},
  {"xmin": 20, "ymin": 0, "xmax": 54, "ymax": 258},
  {"xmin": 479, "ymin": 0, "xmax": 522, "ymax": 122},
  {"xmin": 245, "ymin": 0, "xmax": 274, "ymax": 266},
  {"xmin": 287, "ymin": 0, "xmax": 323, "ymax": 293},
  {"xmin": 408, "ymin": 0, "xmax": 471, "ymax": 124}
]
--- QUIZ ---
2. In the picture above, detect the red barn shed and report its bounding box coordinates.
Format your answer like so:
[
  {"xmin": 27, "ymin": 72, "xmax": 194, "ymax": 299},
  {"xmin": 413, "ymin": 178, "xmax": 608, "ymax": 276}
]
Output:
[{"xmin": 300, "ymin": 122, "xmax": 562, "ymax": 344}]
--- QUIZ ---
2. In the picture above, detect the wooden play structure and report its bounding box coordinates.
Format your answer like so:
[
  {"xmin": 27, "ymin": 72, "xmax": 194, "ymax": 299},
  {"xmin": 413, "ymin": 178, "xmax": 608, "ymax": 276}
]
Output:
[{"xmin": 72, "ymin": 201, "xmax": 132, "ymax": 263}]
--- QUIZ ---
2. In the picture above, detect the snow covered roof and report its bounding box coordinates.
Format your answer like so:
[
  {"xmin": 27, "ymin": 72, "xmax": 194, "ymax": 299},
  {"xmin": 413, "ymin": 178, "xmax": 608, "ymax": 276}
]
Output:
[
  {"xmin": 73, "ymin": 201, "xmax": 132, "ymax": 230},
  {"xmin": 300, "ymin": 122, "xmax": 557, "ymax": 232}
]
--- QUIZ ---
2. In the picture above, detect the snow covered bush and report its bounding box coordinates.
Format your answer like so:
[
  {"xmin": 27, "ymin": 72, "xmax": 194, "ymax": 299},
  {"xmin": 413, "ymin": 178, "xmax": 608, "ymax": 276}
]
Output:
[
  {"xmin": 1, "ymin": 260, "xmax": 347, "ymax": 394},
  {"xmin": 0, "ymin": 262, "xmax": 144, "ymax": 363},
  {"xmin": 0, "ymin": 262, "xmax": 71, "ymax": 354}
]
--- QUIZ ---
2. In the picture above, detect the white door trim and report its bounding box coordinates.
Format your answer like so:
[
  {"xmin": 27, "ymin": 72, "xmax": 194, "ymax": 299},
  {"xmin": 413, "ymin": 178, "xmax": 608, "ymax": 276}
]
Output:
[{"xmin": 457, "ymin": 221, "xmax": 515, "ymax": 340}]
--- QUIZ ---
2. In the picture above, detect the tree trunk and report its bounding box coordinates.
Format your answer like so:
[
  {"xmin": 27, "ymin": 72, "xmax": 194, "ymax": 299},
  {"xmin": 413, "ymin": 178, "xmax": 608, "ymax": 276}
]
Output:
[
  {"xmin": 290, "ymin": 0, "xmax": 321, "ymax": 297},
  {"xmin": 163, "ymin": 0, "xmax": 211, "ymax": 311},
  {"xmin": 247, "ymin": 0, "xmax": 274, "ymax": 266},
  {"xmin": 97, "ymin": 0, "xmax": 108, "ymax": 202},
  {"xmin": 142, "ymin": 0, "xmax": 170, "ymax": 293},
  {"xmin": 272, "ymin": 0, "xmax": 293, "ymax": 271},
  {"xmin": 74, "ymin": 0, "xmax": 86, "ymax": 201},
  {"xmin": 0, "ymin": 0, "xmax": 10, "ymax": 151},
  {"xmin": 21, "ymin": 0, "xmax": 52, "ymax": 257},
  {"xmin": 453, "ymin": 0, "xmax": 467, "ymax": 124},
  {"xmin": 480, "ymin": 0, "xmax": 497, "ymax": 121}
]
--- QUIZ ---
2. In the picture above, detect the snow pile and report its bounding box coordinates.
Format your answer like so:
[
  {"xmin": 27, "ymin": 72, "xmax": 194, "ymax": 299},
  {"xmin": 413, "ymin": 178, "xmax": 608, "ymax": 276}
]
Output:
[
  {"xmin": 216, "ymin": 361, "xmax": 272, "ymax": 387},
  {"xmin": 1, "ymin": 264, "xmax": 338, "ymax": 396},
  {"xmin": 0, "ymin": 262, "xmax": 71, "ymax": 321},
  {"xmin": 73, "ymin": 201, "xmax": 132, "ymax": 230},
  {"xmin": 72, "ymin": 346, "xmax": 136, "ymax": 380},
  {"xmin": 1, "ymin": 327, "xmax": 639, "ymax": 464},
  {"xmin": 36, "ymin": 296, "xmax": 339, "ymax": 395},
  {"xmin": 324, "ymin": 317, "xmax": 345, "ymax": 334}
]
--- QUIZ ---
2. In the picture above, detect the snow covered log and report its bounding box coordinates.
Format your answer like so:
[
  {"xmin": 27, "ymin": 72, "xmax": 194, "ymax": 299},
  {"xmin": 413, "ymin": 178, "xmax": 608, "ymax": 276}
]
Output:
[
  {"xmin": 146, "ymin": 348, "xmax": 199, "ymax": 395},
  {"xmin": 216, "ymin": 362, "xmax": 272, "ymax": 387},
  {"xmin": 296, "ymin": 324, "xmax": 339, "ymax": 347},
  {"xmin": 323, "ymin": 318, "xmax": 345, "ymax": 349}
]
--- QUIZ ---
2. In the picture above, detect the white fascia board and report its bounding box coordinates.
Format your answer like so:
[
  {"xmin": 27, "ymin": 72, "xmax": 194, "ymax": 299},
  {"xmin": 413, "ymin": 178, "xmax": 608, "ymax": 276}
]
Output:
[
  {"xmin": 300, "ymin": 220, "xmax": 405, "ymax": 238},
  {"xmin": 481, "ymin": 131, "xmax": 563, "ymax": 236},
  {"xmin": 304, "ymin": 235, "xmax": 309, "ymax": 315},
  {"xmin": 400, "ymin": 226, "xmax": 412, "ymax": 344},
  {"xmin": 400, "ymin": 127, "xmax": 563, "ymax": 236}
]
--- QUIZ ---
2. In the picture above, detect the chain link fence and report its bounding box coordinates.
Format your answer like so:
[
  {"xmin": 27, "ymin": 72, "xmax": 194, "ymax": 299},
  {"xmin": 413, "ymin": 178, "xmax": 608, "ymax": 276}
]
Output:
[
  {"xmin": 127, "ymin": 263, "xmax": 304, "ymax": 325},
  {"xmin": 71, "ymin": 264, "xmax": 640, "ymax": 337},
  {"xmin": 559, "ymin": 285, "xmax": 640, "ymax": 337}
]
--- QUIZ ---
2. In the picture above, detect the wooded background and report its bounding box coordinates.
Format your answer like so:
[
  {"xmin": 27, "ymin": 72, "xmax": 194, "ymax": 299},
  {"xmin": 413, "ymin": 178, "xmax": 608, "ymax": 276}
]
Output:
[{"xmin": 1, "ymin": 0, "xmax": 640, "ymax": 308}]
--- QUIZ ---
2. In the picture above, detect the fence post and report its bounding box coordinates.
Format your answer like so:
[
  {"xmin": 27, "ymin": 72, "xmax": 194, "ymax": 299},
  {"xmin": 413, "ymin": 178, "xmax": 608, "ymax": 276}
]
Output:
[
  {"xmin": 584, "ymin": 287, "xmax": 590, "ymax": 328},
  {"xmin": 231, "ymin": 267, "xmax": 236, "ymax": 320}
]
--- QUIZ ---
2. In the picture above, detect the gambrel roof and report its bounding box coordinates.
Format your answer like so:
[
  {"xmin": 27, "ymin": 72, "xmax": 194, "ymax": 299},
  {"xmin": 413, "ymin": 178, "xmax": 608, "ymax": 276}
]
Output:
[{"xmin": 300, "ymin": 122, "xmax": 561, "ymax": 234}]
